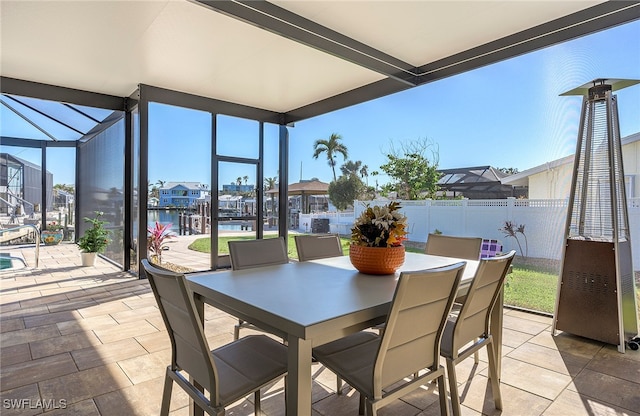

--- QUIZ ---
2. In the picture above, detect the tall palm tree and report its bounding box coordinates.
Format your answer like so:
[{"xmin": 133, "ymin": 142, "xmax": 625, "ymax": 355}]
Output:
[
  {"xmin": 264, "ymin": 176, "xmax": 278, "ymax": 219},
  {"xmin": 312, "ymin": 133, "xmax": 348, "ymax": 181},
  {"xmin": 360, "ymin": 164, "xmax": 369, "ymax": 185}
]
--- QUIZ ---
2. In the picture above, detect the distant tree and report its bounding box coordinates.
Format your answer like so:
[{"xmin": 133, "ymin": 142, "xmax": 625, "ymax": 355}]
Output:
[
  {"xmin": 497, "ymin": 167, "xmax": 519, "ymax": 175},
  {"xmin": 328, "ymin": 175, "xmax": 364, "ymax": 211},
  {"xmin": 53, "ymin": 184, "xmax": 74, "ymax": 194},
  {"xmin": 312, "ymin": 133, "xmax": 348, "ymax": 181},
  {"xmin": 360, "ymin": 164, "xmax": 369, "ymax": 186},
  {"xmin": 236, "ymin": 177, "xmax": 242, "ymax": 187},
  {"xmin": 378, "ymin": 138, "xmax": 440, "ymax": 200},
  {"xmin": 156, "ymin": 180, "xmax": 166, "ymax": 188},
  {"xmin": 264, "ymin": 176, "xmax": 278, "ymax": 218},
  {"xmin": 340, "ymin": 160, "xmax": 362, "ymax": 177},
  {"xmin": 243, "ymin": 175, "xmax": 249, "ymax": 185}
]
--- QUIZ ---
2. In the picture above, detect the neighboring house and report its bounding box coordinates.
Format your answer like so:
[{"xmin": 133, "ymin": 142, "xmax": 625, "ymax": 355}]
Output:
[
  {"xmin": 222, "ymin": 183, "xmax": 254, "ymax": 194},
  {"xmin": 502, "ymin": 132, "xmax": 640, "ymax": 199},
  {"xmin": 0, "ymin": 153, "xmax": 53, "ymax": 215},
  {"xmin": 158, "ymin": 182, "xmax": 208, "ymax": 208},
  {"xmin": 436, "ymin": 166, "xmax": 524, "ymax": 199},
  {"xmin": 148, "ymin": 197, "xmax": 159, "ymax": 207}
]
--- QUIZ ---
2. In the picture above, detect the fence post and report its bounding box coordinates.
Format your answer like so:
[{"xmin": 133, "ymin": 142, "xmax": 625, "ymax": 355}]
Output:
[{"xmin": 506, "ymin": 197, "xmax": 515, "ymax": 220}]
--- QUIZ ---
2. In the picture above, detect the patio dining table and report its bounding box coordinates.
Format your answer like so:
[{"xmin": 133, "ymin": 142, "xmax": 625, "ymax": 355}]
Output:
[{"xmin": 188, "ymin": 251, "xmax": 501, "ymax": 416}]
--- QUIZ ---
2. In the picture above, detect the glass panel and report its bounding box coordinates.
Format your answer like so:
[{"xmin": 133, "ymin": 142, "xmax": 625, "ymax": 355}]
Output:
[
  {"xmin": 2, "ymin": 95, "xmax": 83, "ymax": 141},
  {"xmin": 148, "ymin": 102, "xmax": 211, "ymax": 273},
  {"xmin": 46, "ymin": 147, "xmax": 76, "ymax": 241},
  {"xmin": 0, "ymin": 104, "xmax": 50, "ymax": 140},
  {"xmin": 0, "ymin": 147, "xmax": 41, "ymax": 234},
  {"xmin": 216, "ymin": 114, "xmax": 259, "ymax": 159},
  {"xmin": 77, "ymin": 116, "xmax": 125, "ymax": 265},
  {"xmin": 217, "ymin": 161, "xmax": 259, "ymax": 259}
]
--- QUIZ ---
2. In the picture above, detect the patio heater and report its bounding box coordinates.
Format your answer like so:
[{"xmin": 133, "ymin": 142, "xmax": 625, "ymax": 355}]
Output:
[{"xmin": 553, "ymin": 78, "xmax": 640, "ymax": 352}]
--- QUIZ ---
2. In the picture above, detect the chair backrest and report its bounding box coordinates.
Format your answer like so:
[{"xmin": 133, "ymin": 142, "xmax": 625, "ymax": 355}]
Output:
[
  {"xmin": 228, "ymin": 237, "xmax": 289, "ymax": 270},
  {"xmin": 447, "ymin": 250, "xmax": 515, "ymax": 357},
  {"xmin": 294, "ymin": 234, "xmax": 343, "ymax": 261},
  {"xmin": 373, "ymin": 262, "xmax": 466, "ymax": 392},
  {"xmin": 425, "ymin": 233, "xmax": 483, "ymax": 260},
  {"xmin": 141, "ymin": 260, "xmax": 220, "ymax": 404}
]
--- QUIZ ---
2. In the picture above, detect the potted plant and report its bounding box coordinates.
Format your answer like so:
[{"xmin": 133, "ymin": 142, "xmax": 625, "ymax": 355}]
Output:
[
  {"xmin": 350, "ymin": 201, "xmax": 408, "ymax": 274},
  {"xmin": 147, "ymin": 221, "xmax": 176, "ymax": 264},
  {"xmin": 78, "ymin": 211, "xmax": 111, "ymax": 266},
  {"xmin": 41, "ymin": 221, "xmax": 64, "ymax": 245}
]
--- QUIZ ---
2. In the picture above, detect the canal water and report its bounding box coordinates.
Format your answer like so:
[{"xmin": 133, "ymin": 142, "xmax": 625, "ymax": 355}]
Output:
[{"xmin": 147, "ymin": 210, "xmax": 243, "ymax": 232}]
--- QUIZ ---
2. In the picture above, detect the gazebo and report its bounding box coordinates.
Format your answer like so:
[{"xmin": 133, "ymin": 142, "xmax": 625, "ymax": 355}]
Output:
[{"xmin": 267, "ymin": 180, "xmax": 330, "ymax": 214}]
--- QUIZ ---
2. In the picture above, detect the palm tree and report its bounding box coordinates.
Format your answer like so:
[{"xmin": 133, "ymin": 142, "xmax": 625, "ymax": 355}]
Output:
[
  {"xmin": 340, "ymin": 160, "xmax": 362, "ymax": 177},
  {"xmin": 312, "ymin": 133, "xmax": 348, "ymax": 181},
  {"xmin": 264, "ymin": 176, "xmax": 278, "ymax": 221},
  {"xmin": 243, "ymin": 175, "xmax": 249, "ymax": 185},
  {"xmin": 360, "ymin": 164, "xmax": 369, "ymax": 186}
]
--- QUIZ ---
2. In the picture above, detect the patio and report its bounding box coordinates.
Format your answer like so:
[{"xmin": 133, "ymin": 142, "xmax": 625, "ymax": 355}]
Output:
[{"xmin": 1, "ymin": 242, "xmax": 638, "ymax": 416}]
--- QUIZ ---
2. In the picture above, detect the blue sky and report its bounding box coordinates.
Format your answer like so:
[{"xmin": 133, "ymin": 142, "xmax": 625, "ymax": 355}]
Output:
[
  {"xmin": 288, "ymin": 20, "xmax": 640, "ymax": 185},
  {"xmin": 2, "ymin": 20, "xmax": 639, "ymax": 189}
]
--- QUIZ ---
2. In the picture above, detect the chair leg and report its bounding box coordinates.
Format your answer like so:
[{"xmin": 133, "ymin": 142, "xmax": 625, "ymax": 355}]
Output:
[
  {"xmin": 254, "ymin": 389, "xmax": 261, "ymax": 415},
  {"xmin": 436, "ymin": 374, "xmax": 450, "ymax": 416},
  {"xmin": 446, "ymin": 359, "xmax": 462, "ymax": 416},
  {"xmin": 473, "ymin": 338, "xmax": 479, "ymax": 364},
  {"xmin": 358, "ymin": 394, "xmax": 365, "ymax": 415},
  {"xmin": 234, "ymin": 319, "xmax": 242, "ymax": 340},
  {"xmin": 486, "ymin": 341, "xmax": 502, "ymax": 410},
  {"xmin": 366, "ymin": 399, "xmax": 375, "ymax": 416},
  {"xmin": 160, "ymin": 369, "xmax": 173, "ymax": 416}
]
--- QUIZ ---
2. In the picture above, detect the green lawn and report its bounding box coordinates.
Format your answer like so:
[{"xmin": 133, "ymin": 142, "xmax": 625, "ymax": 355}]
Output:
[
  {"xmin": 188, "ymin": 234, "xmax": 421, "ymax": 259},
  {"xmin": 503, "ymin": 266, "xmax": 558, "ymax": 314},
  {"xmin": 189, "ymin": 234, "xmax": 559, "ymax": 314}
]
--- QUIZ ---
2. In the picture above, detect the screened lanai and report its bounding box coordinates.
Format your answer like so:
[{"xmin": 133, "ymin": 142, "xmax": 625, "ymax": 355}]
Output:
[{"xmin": 1, "ymin": 0, "xmax": 638, "ymax": 273}]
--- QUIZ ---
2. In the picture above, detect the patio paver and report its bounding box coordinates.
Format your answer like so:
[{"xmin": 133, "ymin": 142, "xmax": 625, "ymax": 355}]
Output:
[{"xmin": 1, "ymin": 242, "xmax": 639, "ymax": 415}]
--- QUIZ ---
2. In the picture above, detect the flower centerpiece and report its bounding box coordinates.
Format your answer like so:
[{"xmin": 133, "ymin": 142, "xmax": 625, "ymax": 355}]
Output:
[
  {"xmin": 78, "ymin": 211, "xmax": 111, "ymax": 266},
  {"xmin": 350, "ymin": 201, "xmax": 408, "ymax": 274},
  {"xmin": 41, "ymin": 221, "xmax": 64, "ymax": 245}
]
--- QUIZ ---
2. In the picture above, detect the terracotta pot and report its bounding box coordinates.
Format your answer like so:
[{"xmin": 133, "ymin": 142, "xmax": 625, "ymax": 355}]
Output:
[{"xmin": 349, "ymin": 244, "xmax": 405, "ymax": 275}]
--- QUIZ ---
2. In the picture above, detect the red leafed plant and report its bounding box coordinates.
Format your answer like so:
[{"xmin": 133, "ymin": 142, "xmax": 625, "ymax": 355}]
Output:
[{"xmin": 147, "ymin": 222, "xmax": 176, "ymax": 263}]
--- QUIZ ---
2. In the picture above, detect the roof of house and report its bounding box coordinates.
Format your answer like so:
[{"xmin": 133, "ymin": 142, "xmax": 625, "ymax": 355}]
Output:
[
  {"xmin": 160, "ymin": 182, "xmax": 204, "ymax": 190},
  {"xmin": 437, "ymin": 166, "xmax": 514, "ymax": 198},
  {"xmin": 502, "ymin": 132, "xmax": 640, "ymax": 186},
  {"xmin": 266, "ymin": 179, "xmax": 329, "ymax": 195}
]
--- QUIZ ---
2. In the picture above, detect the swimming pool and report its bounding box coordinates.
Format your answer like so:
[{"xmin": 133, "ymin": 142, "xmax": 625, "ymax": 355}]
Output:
[{"xmin": 0, "ymin": 253, "xmax": 27, "ymax": 271}]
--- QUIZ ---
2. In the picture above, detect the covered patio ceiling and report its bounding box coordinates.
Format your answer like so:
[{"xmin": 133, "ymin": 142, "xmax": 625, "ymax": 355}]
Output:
[{"xmin": 2, "ymin": 1, "xmax": 639, "ymax": 125}]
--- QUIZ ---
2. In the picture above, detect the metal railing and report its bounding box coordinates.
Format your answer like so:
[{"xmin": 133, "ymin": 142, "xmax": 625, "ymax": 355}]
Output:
[{"xmin": 0, "ymin": 224, "xmax": 40, "ymax": 268}]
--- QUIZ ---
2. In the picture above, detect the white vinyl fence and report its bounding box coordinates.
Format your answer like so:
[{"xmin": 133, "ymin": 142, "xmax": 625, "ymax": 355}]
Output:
[{"xmin": 298, "ymin": 197, "xmax": 640, "ymax": 270}]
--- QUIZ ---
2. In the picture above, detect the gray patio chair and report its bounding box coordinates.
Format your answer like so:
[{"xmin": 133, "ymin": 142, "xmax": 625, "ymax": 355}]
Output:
[
  {"xmin": 141, "ymin": 260, "xmax": 288, "ymax": 416},
  {"xmin": 424, "ymin": 233, "xmax": 484, "ymax": 307},
  {"xmin": 425, "ymin": 233, "xmax": 483, "ymax": 260},
  {"xmin": 228, "ymin": 237, "xmax": 289, "ymax": 340},
  {"xmin": 313, "ymin": 262, "xmax": 466, "ymax": 416},
  {"xmin": 439, "ymin": 250, "xmax": 516, "ymax": 416},
  {"xmin": 294, "ymin": 234, "xmax": 343, "ymax": 261}
]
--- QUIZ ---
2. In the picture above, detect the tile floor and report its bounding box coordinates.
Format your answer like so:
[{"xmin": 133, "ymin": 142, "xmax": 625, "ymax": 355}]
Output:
[{"xmin": 1, "ymin": 242, "xmax": 639, "ymax": 415}]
